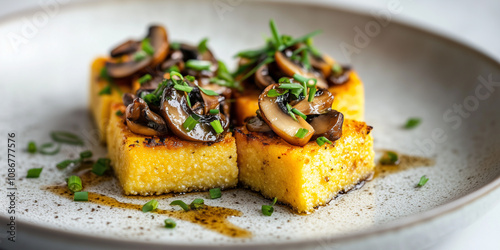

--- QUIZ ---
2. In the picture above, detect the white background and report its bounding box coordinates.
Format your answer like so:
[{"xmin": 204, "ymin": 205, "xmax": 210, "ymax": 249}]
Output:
[{"xmin": 1, "ymin": 0, "xmax": 499, "ymax": 249}]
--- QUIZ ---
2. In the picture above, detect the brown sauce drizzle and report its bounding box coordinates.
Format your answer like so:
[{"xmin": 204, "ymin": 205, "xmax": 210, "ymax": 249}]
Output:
[
  {"xmin": 44, "ymin": 169, "xmax": 251, "ymax": 238},
  {"xmin": 374, "ymin": 150, "xmax": 435, "ymax": 178}
]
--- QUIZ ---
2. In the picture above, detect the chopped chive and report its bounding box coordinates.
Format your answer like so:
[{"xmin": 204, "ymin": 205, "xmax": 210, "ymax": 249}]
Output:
[
  {"xmin": 169, "ymin": 71, "xmax": 184, "ymax": 81},
  {"xmin": 404, "ymin": 118, "xmax": 421, "ymax": 129},
  {"xmin": 39, "ymin": 143, "xmax": 61, "ymax": 155},
  {"xmin": 165, "ymin": 65, "xmax": 180, "ymax": 73},
  {"xmin": 209, "ymin": 188, "xmax": 222, "ymax": 199},
  {"xmin": 74, "ymin": 191, "xmax": 88, "ymax": 201},
  {"xmin": 199, "ymin": 87, "xmax": 219, "ymax": 96},
  {"xmin": 286, "ymin": 103, "xmax": 298, "ymax": 122},
  {"xmin": 27, "ymin": 141, "xmax": 37, "ymax": 153},
  {"xmin": 51, "ymin": 131, "xmax": 83, "ymax": 145},
  {"xmin": 239, "ymin": 57, "xmax": 275, "ymax": 82},
  {"xmin": 164, "ymin": 218, "xmax": 176, "ymax": 229},
  {"xmin": 56, "ymin": 159, "xmax": 78, "ymax": 169},
  {"xmin": 295, "ymin": 128, "xmax": 309, "ymax": 139},
  {"xmin": 210, "ymin": 120, "xmax": 224, "ymax": 134},
  {"xmin": 417, "ymin": 175, "xmax": 429, "ymax": 187},
  {"xmin": 115, "ymin": 110, "xmax": 124, "ymax": 116},
  {"xmin": 332, "ymin": 63, "xmax": 343, "ymax": 76},
  {"xmin": 235, "ymin": 47, "xmax": 269, "ymax": 59},
  {"xmin": 291, "ymin": 108, "xmax": 307, "ymax": 120},
  {"xmin": 185, "ymin": 60, "xmax": 212, "ymax": 71},
  {"xmin": 138, "ymin": 74, "xmax": 152, "ymax": 85},
  {"xmin": 316, "ymin": 136, "xmax": 333, "ymax": 146},
  {"xmin": 269, "ymin": 19, "xmax": 282, "ymax": 50},
  {"xmin": 170, "ymin": 42, "xmax": 181, "ymax": 50},
  {"xmin": 67, "ymin": 175, "xmax": 82, "ymax": 193},
  {"xmin": 217, "ymin": 60, "xmax": 234, "ymax": 81},
  {"xmin": 197, "ymin": 38, "xmax": 209, "ymax": 54},
  {"xmin": 79, "ymin": 150, "xmax": 92, "ymax": 160},
  {"xmin": 209, "ymin": 109, "xmax": 220, "ymax": 115},
  {"xmin": 170, "ymin": 200, "xmax": 190, "ymax": 211},
  {"xmin": 183, "ymin": 115, "xmax": 200, "ymax": 132},
  {"xmin": 267, "ymin": 89, "xmax": 288, "ymax": 97},
  {"xmin": 141, "ymin": 38, "xmax": 155, "ymax": 56},
  {"xmin": 308, "ymin": 86, "xmax": 317, "ymax": 102},
  {"xmin": 98, "ymin": 85, "xmax": 112, "ymax": 95},
  {"xmin": 99, "ymin": 66, "xmax": 110, "ymax": 81},
  {"xmin": 262, "ymin": 197, "xmax": 277, "ymax": 216},
  {"xmin": 143, "ymin": 93, "xmax": 159, "ymax": 106},
  {"xmin": 285, "ymin": 30, "xmax": 322, "ymax": 47},
  {"xmin": 190, "ymin": 198, "xmax": 205, "ymax": 210},
  {"xmin": 278, "ymin": 77, "xmax": 291, "ymax": 83},
  {"xmin": 174, "ymin": 84, "xmax": 193, "ymax": 93},
  {"xmin": 185, "ymin": 75, "xmax": 196, "ymax": 82},
  {"xmin": 380, "ymin": 151, "xmax": 399, "ymax": 165},
  {"xmin": 92, "ymin": 158, "xmax": 110, "ymax": 176},
  {"xmin": 133, "ymin": 50, "xmax": 148, "ymax": 62},
  {"xmin": 186, "ymin": 94, "xmax": 192, "ymax": 108},
  {"xmin": 142, "ymin": 199, "xmax": 159, "ymax": 212},
  {"xmin": 278, "ymin": 83, "xmax": 303, "ymax": 90},
  {"xmin": 26, "ymin": 168, "xmax": 43, "ymax": 178}
]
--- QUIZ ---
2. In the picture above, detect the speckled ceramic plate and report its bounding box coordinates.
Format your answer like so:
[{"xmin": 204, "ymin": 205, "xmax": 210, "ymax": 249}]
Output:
[{"xmin": 1, "ymin": 0, "xmax": 500, "ymax": 249}]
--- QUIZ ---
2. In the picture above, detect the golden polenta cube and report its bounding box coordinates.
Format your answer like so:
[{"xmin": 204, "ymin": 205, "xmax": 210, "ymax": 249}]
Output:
[
  {"xmin": 89, "ymin": 57, "xmax": 131, "ymax": 143},
  {"xmin": 106, "ymin": 103, "xmax": 238, "ymax": 195},
  {"xmin": 234, "ymin": 119, "xmax": 374, "ymax": 213},
  {"xmin": 233, "ymin": 70, "xmax": 365, "ymax": 125}
]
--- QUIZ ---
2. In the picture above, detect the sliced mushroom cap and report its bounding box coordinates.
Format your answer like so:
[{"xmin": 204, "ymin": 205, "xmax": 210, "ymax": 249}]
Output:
[
  {"xmin": 259, "ymin": 84, "xmax": 314, "ymax": 146},
  {"xmin": 274, "ymin": 51, "xmax": 328, "ymax": 89},
  {"xmin": 327, "ymin": 65, "xmax": 352, "ymax": 85},
  {"xmin": 291, "ymin": 88, "xmax": 334, "ymax": 115},
  {"xmin": 254, "ymin": 63, "xmax": 276, "ymax": 89},
  {"xmin": 106, "ymin": 25, "xmax": 169, "ymax": 78},
  {"xmin": 159, "ymin": 86, "xmax": 225, "ymax": 142},
  {"xmin": 310, "ymin": 54, "xmax": 334, "ymax": 78},
  {"xmin": 246, "ymin": 115, "xmax": 272, "ymax": 132},
  {"xmin": 308, "ymin": 110, "xmax": 344, "ymax": 142},
  {"xmin": 110, "ymin": 40, "xmax": 140, "ymax": 58},
  {"xmin": 125, "ymin": 98, "xmax": 169, "ymax": 136}
]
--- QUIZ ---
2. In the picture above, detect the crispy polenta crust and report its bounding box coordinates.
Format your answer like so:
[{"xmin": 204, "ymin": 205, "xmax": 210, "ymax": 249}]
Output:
[
  {"xmin": 233, "ymin": 71, "xmax": 365, "ymax": 125},
  {"xmin": 107, "ymin": 103, "xmax": 239, "ymax": 195},
  {"xmin": 89, "ymin": 57, "xmax": 131, "ymax": 143},
  {"xmin": 235, "ymin": 119, "xmax": 374, "ymax": 213}
]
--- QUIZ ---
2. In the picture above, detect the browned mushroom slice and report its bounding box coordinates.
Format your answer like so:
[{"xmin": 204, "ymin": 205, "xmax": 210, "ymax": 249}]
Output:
[
  {"xmin": 327, "ymin": 65, "xmax": 352, "ymax": 85},
  {"xmin": 291, "ymin": 88, "xmax": 334, "ymax": 115},
  {"xmin": 259, "ymin": 84, "xmax": 314, "ymax": 146},
  {"xmin": 106, "ymin": 25, "xmax": 169, "ymax": 78},
  {"xmin": 159, "ymin": 86, "xmax": 223, "ymax": 142},
  {"xmin": 110, "ymin": 40, "xmax": 140, "ymax": 58},
  {"xmin": 122, "ymin": 93, "xmax": 136, "ymax": 107},
  {"xmin": 274, "ymin": 51, "xmax": 328, "ymax": 89},
  {"xmin": 254, "ymin": 63, "xmax": 276, "ymax": 89},
  {"xmin": 308, "ymin": 110, "xmax": 344, "ymax": 142},
  {"xmin": 125, "ymin": 98, "xmax": 169, "ymax": 136},
  {"xmin": 310, "ymin": 54, "xmax": 334, "ymax": 78},
  {"xmin": 246, "ymin": 115, "xmax": 272, "ymax": 133}
]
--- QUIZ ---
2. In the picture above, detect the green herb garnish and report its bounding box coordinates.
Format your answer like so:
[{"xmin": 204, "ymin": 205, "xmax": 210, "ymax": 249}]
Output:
[
  {"xmin": 190, "ymin": 198, "xmax": 204, "ymax": 210},
  {"xmin": 197, "ymin": 38, "xmax": 209, "ymax": 54},
  {"xmin": 417, "ymin": 175, "xmax": 429, "ymax": 187},
  {"xmin": 262, "ymin": 197, "xmax": 277, "ymax": 216},
  {"xmin": 115, "ymin": 110, "xmax": 124, "ymax": 116},
  {"xmin": 138, "ymin": 74, "xmax": 152, "ymax": 85},
  {"xmin": 79, "ymin": 150, "xmax": 92, "ymax": 160},
  {"xmin": 27, "ymin": 168, "xmax": 43, "ymax": 178},
  {"xmin": 170, "ymin": 42, "xmax": 181, "ymax": 50},
  {"xmin": 164, "ymin": 219, "xmax": 176, "ymax": 229},
  {"xmin": 332, "ymin": 63, "xmax": 343, "ymax": 76},
  {"xmin": 133, "ymin": 50, "xmax": 148, "ymax": 62},
  {"xmin": 51, "ymin": 131, "xmax": 83, "ymax": 145},
  {"xmin": 295, "ymin": 128, "xmax": 309, "ymax": 139},
  {"xmin": 286, "ymin": 103, "xmax": 298, "ymax": 121},
  {"xmin": 186, "ymin": 60, "xmax": 211, "ymax": 71},
  {"xmin": 183, "ymin": 114, "xmax": 200, "ymax": 132},
  {"xmin": 210, "ymin": 120, "xmax": 224, "ymax": 134},
  {"xmin": 142, "ymin": 199, "xmax": 159, "ymax": 212},
  {"xmin": 379, "ymin": 151, "xmax": 399, "ymax": 165},
  {"xmin": 199, "ymin": 87, "xmax": 219, "ymax": 96},
  {"xmin": 56, "ymin": 159, "xmax": 78, "ymax": 169},
  {"xmin": 170, "ymin": 200, "xmax": 190, "ymax": 211},
  {"xmin": 209, "ymin": 188, "xmax": 221, "ymax": 199},
  {"xmin": 404, "ymin": 118, "xmax": 421, "ymax": 129},
  {"xmin": 67, "ymin": 175, "xmax": 82, "ymax": 193},
  {"xmin": 74, "ymin": 192, "xmax": 88, "ymax": 201},
  {"xmin": 209, "ymin": 109, "xmax": 220, "ymax": 115},
  {"xmin": 141, "ymin": 38, "xmax": 155, "ymax": 56},
  {"xmin": 316, "ymin": 136, "xmax": 332, "ymax": 146},
  {"xmin": 39, "ymin": 143, "xmax": 61, "ymax": 155},
  {"xmin": 92, "ymin": 158, "xmax": 110, "ymax": 176},
  {"xmin": 174, "ymin": 84, "xmax": 193, "ymax": 93},
  {"xmin": 267, "ymin": 89, "xmax": 288, "ymax": 97},
  {"xmin": 291, "ymin": 108, "xmax": 307, "ymax": 120},
  {"xmin": 98, "ymin": 85, "xmax": 112, "ymax": 95},
  {"xmin": 28, "ymin": 141, "xmax": 37, "ymax": 153}
]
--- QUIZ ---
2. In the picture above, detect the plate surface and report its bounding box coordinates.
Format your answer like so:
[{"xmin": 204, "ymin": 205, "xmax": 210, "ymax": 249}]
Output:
[{"xmin": 1, "ymin": 0, "xmax": 500, "ymax": 249}]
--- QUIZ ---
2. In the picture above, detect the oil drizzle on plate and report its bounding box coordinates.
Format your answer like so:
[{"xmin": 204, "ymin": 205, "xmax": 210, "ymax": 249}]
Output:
[
  {"xmin": 44, "ymin": 169, "xmax": 251, "ymax": 238},
  {"xmin": 375, "ymin": 150, "xmax": 435, "ymax": 178}
]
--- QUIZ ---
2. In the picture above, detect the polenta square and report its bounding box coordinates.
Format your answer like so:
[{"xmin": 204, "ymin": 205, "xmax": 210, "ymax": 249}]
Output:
[
  {"xmin": 235, "ymin": 119, "xmax": 374, "ymax": 213},
  {"xmin": 89, "ymin": 57, "xmax": 131, "ymax": 142},
  {"xmin": 107, "ymin": 103, "xmax": 238, "ymax": 195}
]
